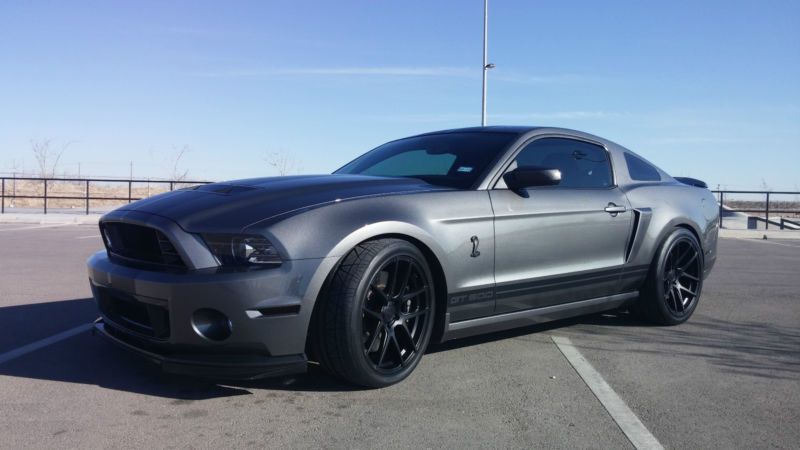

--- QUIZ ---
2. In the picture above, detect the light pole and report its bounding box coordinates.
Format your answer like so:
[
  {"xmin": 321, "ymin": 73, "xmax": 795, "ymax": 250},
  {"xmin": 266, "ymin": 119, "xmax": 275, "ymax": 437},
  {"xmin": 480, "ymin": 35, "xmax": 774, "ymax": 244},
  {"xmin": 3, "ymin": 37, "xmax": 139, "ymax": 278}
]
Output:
[{"xmin": 481, "ymin": 0, "xmax": 495, "ymax": 127}]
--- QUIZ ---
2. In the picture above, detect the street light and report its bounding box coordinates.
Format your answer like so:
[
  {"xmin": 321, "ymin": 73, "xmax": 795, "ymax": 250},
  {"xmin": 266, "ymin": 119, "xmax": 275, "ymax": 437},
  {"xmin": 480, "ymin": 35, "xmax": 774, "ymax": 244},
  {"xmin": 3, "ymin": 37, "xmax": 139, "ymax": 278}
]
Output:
[{"xmin": 481, "ymin": 0, "xmax": 495, "ymax": 127}]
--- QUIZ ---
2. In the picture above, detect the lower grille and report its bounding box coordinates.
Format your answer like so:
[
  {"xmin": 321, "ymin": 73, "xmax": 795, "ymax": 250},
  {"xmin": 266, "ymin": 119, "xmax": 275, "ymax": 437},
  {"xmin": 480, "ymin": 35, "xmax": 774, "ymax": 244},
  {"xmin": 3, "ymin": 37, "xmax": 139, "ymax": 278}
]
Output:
[
  {"xmin": 100, "ymin": 222, "xmax": 186, "ymax": 268},
  {"xmin": 94, "ymin": 286, "xmax": 170, "ymax": 339}
]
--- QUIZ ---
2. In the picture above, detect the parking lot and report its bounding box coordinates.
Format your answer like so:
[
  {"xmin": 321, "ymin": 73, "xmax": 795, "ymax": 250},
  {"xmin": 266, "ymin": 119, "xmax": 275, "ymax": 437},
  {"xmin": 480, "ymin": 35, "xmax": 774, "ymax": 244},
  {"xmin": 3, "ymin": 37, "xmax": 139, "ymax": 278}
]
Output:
[{"xmin": 0, "ymin": 223, "xmax": 798, "ymax": 449}]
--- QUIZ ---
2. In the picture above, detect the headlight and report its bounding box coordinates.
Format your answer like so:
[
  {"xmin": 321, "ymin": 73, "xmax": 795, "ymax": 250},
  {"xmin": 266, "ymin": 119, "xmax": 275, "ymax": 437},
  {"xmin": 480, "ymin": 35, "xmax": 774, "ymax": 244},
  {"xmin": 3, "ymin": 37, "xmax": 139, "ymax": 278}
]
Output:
[{"xmin": 202, "ymin": 234, "xmax": 282, "ymax": 267}]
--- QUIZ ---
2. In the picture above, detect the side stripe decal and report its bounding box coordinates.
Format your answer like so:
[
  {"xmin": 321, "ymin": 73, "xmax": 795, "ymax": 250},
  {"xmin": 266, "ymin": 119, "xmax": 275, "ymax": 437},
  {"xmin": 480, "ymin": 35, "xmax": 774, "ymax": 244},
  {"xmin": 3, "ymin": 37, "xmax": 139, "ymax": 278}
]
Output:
[{"xmin": 448, "ymin": 264, "xmax": 651, "ymax": 305}]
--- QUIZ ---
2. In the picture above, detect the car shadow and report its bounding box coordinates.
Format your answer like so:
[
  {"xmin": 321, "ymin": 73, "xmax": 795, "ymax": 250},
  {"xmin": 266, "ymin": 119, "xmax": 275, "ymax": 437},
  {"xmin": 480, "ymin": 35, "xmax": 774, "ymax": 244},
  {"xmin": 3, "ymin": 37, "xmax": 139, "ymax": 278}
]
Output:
[
  {"xmin": 564, "ymin": 311, "xmax": 800, "ymax": 381},
  {"xmin": 0, "ymin": 298, "xmax": 254, "ymax": 400},
  {"xmin": 1, "ymin": 298, "xmax": 798, "ymax": 399}
]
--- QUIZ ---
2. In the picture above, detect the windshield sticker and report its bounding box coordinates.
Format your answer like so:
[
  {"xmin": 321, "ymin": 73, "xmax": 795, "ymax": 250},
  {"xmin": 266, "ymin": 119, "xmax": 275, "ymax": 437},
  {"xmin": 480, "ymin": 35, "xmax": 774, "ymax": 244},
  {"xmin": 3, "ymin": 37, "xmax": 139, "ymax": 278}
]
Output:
[{"xmin": 457, "ymin": 166, "xmax": 473, "ymax": 173}]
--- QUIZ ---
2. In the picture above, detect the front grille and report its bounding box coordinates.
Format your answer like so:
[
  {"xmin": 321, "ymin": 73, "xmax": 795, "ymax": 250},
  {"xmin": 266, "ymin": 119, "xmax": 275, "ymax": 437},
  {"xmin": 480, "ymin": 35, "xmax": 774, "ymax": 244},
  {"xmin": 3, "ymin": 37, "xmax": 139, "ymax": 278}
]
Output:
[
  {"xmin": 94, "ymin": 285, "xmax": 170, "ymax": 339},
  {"xmin": 100, "ymin": 222, "xmax": 186, "ymax": 268}
]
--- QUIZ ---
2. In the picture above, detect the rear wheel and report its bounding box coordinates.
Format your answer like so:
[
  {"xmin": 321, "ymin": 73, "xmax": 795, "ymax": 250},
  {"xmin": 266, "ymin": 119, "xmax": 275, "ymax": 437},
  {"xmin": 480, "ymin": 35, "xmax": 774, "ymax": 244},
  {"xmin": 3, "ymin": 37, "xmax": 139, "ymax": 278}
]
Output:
[
  {"xmin": 634, "ymin": 228, "xmax": 703, "ymax": 325},
  {"xmin": 316, "ymin": 239, "xmax": 435, "ymax": 387}
]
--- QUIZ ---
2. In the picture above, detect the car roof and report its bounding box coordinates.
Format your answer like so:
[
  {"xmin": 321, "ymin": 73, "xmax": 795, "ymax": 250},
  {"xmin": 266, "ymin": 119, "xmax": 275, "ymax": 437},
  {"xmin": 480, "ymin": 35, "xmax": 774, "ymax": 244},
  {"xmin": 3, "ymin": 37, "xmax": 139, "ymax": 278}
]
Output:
[
  {"xmin": 410, "ymin": 126, "xmax": 541, "ymax": 137},
  {"xmin": 410, "ymin": 126, "xmax": 625, "ymax": 149}
]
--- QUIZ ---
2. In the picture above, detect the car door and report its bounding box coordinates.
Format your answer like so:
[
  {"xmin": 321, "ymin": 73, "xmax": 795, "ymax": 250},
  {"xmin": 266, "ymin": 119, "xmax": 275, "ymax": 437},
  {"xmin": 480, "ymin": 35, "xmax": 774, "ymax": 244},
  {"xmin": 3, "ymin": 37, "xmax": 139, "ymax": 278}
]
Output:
[{"xmin": 489, "ymin": 136, "xmax": 633, "ymax": 314}]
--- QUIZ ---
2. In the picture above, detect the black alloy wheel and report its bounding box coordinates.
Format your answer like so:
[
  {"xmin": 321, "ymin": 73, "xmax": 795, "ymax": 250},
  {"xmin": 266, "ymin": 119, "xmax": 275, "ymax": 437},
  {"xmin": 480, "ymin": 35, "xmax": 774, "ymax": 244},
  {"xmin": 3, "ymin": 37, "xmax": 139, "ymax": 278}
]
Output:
[
  {"xmin": 662, "ymin": 237, "xmax": 701, "ymax": 316},
  {"xmin": 361, "ymin": 255, "xmax": 432, "ymax": 373}
]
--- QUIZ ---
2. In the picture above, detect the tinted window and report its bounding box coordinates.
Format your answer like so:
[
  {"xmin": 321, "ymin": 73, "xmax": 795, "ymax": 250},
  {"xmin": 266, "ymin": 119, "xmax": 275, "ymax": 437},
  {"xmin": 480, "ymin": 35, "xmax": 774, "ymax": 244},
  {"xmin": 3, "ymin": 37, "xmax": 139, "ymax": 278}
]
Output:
[
  {"xmin": 336, "ymin": 132, "xmax": 517, "ymax": 189},
  {"xmin": 624, "ymin": 153, "xmax": 661, "ymax": 181},
  {"xmin": 361, "ymin": 150, "xmax": 456, "ymax": 177},
  {"xmin": 511, "ymin": 138, "xmax": 613, "ymax": 188}
]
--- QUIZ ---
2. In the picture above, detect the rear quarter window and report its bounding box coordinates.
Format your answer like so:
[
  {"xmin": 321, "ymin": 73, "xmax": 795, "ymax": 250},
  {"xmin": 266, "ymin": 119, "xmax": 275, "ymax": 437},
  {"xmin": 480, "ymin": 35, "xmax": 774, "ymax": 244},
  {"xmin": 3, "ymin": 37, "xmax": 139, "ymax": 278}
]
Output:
[{"xmin": 625, "ymin": 153, "xmax": 661, "ymax": 181}]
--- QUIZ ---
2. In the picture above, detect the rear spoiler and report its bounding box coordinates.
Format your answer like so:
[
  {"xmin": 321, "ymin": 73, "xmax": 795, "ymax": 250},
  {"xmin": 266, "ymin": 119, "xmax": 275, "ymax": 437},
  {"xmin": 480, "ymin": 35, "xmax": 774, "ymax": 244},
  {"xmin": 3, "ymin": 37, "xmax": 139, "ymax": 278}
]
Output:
[{"xmin": 674, "ymin": 177, "xmax": 708, "ymax": 189}]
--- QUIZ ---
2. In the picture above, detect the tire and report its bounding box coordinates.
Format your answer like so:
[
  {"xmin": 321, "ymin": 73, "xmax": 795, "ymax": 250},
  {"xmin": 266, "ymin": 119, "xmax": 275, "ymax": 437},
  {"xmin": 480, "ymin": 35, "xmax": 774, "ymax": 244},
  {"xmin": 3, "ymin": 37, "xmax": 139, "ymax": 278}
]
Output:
[
  {"xmin": 316, "ymin": 239, "xmax": 436, "ymax": 387},
  {"xmin": 634, "ymin": 228, "xmax": 704, "ymax": 325}
]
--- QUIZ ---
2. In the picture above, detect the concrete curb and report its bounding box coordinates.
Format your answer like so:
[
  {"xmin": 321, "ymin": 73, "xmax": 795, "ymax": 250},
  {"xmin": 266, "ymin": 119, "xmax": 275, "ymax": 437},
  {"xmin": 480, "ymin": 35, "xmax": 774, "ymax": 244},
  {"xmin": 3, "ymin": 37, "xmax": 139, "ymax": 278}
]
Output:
[{"xmin": 0, "ymin": 213, "xmax": 101, "ymax": 225}]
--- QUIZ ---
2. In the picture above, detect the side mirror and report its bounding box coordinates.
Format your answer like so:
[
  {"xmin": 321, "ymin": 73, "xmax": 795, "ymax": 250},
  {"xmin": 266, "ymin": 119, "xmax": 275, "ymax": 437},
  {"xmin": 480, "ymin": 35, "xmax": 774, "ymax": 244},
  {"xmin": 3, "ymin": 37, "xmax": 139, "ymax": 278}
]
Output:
[{"xmin": 503, "ymin": 166, "xmax": 561, "ymax": 194}]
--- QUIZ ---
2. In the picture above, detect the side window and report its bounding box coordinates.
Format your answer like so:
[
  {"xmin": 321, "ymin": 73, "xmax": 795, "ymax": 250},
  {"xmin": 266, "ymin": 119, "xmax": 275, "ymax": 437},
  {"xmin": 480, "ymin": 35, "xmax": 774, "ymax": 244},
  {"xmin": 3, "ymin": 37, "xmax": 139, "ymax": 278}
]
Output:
[
  {"xmin": 511, "ymin": 137, "xmax": 613, "ymax": 188},
  {"xmin": 624, "ymin": 153, "xmax": 661, "ymax": 181}
]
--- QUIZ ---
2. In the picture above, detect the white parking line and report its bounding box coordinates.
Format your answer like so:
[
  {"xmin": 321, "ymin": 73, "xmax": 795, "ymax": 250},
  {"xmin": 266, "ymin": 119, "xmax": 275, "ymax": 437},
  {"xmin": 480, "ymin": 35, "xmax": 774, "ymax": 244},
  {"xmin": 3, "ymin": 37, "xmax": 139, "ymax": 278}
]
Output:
[
  {"xmin": 0, "ymin": 323, "xmax": 93, "ymax": 366},
  {"xmin": 552, "ymin": 336, "xmax": 664, "ymax": 450},
  {"xmin": 75, "ymin": 235, "xmax": 99, "ymax": 239}
]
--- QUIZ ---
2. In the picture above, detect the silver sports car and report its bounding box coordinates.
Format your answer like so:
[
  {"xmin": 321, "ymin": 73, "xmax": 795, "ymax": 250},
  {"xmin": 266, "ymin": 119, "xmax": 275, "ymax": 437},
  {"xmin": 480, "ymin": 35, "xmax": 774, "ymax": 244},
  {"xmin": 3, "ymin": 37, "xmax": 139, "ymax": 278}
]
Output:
[{"xmin": 88, "ymin": 126, "xmax": 718, "ymax": 387}]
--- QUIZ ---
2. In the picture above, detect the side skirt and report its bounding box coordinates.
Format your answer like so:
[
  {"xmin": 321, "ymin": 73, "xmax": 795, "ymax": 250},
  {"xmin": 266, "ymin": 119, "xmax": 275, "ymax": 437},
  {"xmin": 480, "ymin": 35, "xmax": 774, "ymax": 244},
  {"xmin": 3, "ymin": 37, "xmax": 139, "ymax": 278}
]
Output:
[{"xmin": 440, "ymin": 291, "xmax": 638, "ymax": 342}]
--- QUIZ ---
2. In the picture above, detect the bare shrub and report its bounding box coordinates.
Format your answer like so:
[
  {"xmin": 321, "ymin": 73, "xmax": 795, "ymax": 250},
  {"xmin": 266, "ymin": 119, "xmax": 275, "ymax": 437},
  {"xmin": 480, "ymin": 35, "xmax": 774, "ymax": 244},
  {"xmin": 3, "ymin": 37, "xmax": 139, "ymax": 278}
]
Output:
[
  {"xmin": 265, "ymin": 151, "xmax": 301, "ymax": 176},
  {"xmin": 169, "ymin": 145, "xmax": 190, "ymax": 181},
  {"xmin": 31, "ymin": 139, "xmax": 72, "ymax": 178}
]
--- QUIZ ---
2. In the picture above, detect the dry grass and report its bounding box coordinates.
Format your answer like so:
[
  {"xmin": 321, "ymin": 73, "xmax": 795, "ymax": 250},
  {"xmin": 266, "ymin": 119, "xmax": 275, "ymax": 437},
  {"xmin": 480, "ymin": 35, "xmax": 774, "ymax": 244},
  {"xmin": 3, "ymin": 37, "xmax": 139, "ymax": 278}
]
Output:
[
  {"xmin": 725, "ymin": 200, "xmax": 800, "ymax": 218},
  {"xmin": 1, "ymin": 179, "xmax": 207, "ymax": 211}
]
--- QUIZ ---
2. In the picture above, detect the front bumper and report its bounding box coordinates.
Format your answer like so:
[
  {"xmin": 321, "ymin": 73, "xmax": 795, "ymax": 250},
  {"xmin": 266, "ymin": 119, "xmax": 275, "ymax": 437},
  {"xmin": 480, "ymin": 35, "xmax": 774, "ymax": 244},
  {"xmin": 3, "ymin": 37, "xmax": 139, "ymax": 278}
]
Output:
[
  {"xmin": 88, "ymin": 250, "xmax": 329, "ymax": 379},
  {"xmin": 94, "ymin": 319, "xmax": 307, "ymax": 379}
]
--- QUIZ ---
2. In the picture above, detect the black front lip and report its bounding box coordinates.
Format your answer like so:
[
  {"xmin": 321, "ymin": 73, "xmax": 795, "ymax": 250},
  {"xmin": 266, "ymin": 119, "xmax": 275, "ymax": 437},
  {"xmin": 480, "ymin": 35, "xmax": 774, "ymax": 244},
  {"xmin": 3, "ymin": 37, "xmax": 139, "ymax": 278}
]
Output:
[{"xmin": 94, "ymin": 319, "xmax": 307, "ymax": 380}]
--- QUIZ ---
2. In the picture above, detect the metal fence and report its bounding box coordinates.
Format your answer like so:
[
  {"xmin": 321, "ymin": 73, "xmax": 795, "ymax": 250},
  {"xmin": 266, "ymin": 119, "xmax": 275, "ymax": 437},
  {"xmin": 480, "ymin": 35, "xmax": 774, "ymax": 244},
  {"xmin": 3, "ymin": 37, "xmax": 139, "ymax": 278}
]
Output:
[
  {"xmin": 2, "ymin": 179, "xmax": 799, "ymax": 228},
  {"xmin": 713, "ymin": 190, "xmax": 800, "ymax": 230},
  {"xmin": 0, "ymin": 176, "xmax": 211, "ymax": 215}
]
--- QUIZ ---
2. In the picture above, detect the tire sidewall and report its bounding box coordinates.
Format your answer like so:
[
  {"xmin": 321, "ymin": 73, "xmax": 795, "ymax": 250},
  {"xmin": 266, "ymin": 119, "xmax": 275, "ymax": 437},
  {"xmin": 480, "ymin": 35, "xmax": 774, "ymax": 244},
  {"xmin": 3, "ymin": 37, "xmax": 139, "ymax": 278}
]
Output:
[{"xmin": 345, "ymin": 240, "xmax": 436, "ymax": 386}]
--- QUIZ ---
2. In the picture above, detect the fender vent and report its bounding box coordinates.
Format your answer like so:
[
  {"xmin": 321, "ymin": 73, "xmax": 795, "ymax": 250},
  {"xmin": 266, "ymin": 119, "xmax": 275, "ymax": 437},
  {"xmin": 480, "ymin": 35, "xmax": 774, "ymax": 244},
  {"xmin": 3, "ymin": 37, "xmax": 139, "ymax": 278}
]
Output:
[{"xmin": 625, "ymin": 210, "xmax": 641, "ymax": 262}]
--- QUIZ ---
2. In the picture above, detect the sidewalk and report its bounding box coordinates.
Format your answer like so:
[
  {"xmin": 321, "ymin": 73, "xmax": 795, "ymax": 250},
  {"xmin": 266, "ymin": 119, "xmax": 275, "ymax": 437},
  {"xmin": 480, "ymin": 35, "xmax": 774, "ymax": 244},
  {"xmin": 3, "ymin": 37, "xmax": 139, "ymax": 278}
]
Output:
[
  {"xmin": 719, "ymin": 228, "xmax": 800, "ymax": 240},
  {"xmin": 0, "ymin": 212, "xmax": 102, "ymax": 224}
]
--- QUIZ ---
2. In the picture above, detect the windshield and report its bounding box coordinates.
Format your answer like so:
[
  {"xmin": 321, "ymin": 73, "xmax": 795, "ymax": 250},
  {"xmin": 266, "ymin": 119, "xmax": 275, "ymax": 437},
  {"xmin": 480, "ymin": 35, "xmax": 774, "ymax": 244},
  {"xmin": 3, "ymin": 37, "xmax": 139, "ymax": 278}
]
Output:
[{"xmin": 334, "ymin": 132, "xmax": 517, "ymax": 189}]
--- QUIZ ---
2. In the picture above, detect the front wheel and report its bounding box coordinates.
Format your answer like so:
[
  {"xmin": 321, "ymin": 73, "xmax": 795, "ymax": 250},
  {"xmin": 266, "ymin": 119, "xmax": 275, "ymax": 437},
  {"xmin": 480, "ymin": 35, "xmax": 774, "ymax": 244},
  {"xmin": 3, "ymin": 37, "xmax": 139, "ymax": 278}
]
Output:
[
  {"xmin": 316, "ymin": 239, "xmax": 436, "ymax": 387},
  {"xmin": 634, "ymin": 228, "xmax": 704, "ymax": 325}
]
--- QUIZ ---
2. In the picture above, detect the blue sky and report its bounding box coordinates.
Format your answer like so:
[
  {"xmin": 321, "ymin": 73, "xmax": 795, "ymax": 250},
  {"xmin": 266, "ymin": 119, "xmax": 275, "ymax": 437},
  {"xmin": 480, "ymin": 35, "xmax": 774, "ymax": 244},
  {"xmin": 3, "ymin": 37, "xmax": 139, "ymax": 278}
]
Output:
[{"xmin": 1, "ymin": 0, "xmax": 798, "ymax": 189}]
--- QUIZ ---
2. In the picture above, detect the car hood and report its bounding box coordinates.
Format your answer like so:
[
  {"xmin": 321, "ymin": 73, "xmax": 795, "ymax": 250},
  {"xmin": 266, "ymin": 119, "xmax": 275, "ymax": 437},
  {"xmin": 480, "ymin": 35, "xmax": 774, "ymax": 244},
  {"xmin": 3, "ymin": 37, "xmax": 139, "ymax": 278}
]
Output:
[{"xmin": 113, "ymin": 174, "xmax": 447, "ymax": 232}]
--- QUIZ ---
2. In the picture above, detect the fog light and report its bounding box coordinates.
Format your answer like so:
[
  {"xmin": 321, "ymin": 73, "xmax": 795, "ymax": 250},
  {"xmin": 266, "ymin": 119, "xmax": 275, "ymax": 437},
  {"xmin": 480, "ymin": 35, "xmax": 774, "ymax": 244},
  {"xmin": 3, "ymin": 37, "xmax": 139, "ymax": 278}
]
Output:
[{"xmin": 191, "ymin": 308, "xmax": 232, "ymax": 341}]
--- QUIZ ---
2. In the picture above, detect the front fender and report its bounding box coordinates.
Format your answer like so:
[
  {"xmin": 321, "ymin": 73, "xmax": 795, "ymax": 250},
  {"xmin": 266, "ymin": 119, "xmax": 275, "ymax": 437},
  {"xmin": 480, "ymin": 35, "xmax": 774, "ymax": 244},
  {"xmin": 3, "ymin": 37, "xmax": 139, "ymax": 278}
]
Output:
[
  {"xmin": 253, "ymin": 190, "xmax": 497, "ymax": 344},
  {"xmin": 297, "ymin": 220, "xmax": 449, "ymax": 314},
  {"xmin": 323, "ymin": 220, "xmax": 447, "ymax": 260}
]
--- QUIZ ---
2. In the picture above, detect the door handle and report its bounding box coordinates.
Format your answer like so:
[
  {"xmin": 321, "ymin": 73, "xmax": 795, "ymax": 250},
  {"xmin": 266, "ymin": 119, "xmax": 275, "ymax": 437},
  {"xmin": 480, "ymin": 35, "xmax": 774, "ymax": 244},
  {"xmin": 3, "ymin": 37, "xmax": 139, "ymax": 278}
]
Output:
[{"xmin": 604, "ymin": 203, "xmax": 627, "ymax": 216}]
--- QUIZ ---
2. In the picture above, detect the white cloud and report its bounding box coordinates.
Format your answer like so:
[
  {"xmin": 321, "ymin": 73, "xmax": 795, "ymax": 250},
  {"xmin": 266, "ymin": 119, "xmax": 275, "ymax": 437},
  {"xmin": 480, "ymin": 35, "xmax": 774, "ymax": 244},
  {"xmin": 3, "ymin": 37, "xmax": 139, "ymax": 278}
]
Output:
[
  {"xmin": 192, "ymin": 66, "xmax": 474, "ymax": 78},
  {"xmin": 647, "ymin": 137, "xmax": 739, "ymax": 145},
  {"xmin": 491, "ymin": 72, "xmax": 592, "ymax": 84},
  {"xmin": 190, "ymin": 66, "xmax": 589, "ymax": 83},
  {"xmin": 374, "ymin": 111, "xmax": 624, "ymax": 124},
  {"xmin": 494, "ymin": 111, "xmax": 625, "ymax": 120}
]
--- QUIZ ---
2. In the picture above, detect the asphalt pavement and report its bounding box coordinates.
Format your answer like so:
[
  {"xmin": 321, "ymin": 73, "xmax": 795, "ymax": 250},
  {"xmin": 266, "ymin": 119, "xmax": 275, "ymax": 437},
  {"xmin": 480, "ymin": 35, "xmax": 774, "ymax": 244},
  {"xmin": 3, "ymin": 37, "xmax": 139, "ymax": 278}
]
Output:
[{"xmin": 0, "ymin": 223, "xmax": 798, "ymax": 449}]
